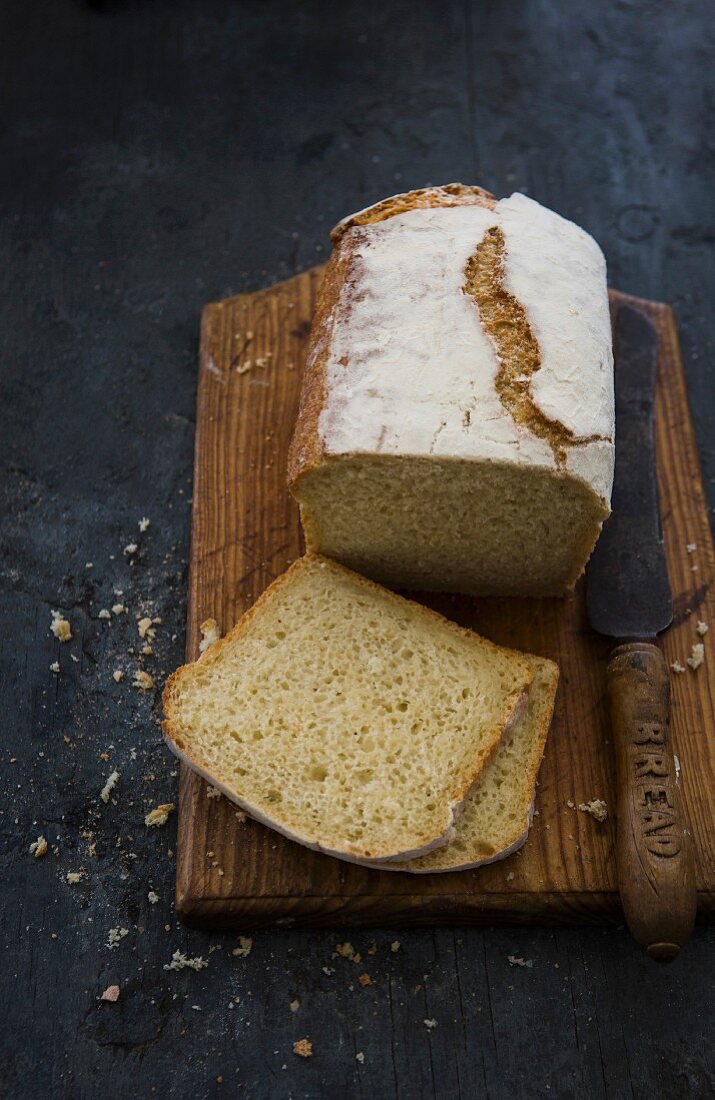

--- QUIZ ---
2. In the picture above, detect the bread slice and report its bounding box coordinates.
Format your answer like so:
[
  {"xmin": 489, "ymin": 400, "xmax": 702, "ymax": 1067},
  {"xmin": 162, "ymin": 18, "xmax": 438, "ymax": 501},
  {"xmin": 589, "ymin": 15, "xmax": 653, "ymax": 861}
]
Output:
[
  {"xmin": 162, "ymin": 555, "xmax": 533, "ymax": 864},
  {"xmin": 382, "ymin": 655, "xmax": 559, "ymax": 873}
]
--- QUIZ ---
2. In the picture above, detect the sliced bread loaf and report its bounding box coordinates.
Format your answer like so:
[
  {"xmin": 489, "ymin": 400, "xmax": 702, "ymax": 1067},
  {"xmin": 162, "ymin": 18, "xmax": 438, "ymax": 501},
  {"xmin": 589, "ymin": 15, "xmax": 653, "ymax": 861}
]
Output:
[
  {"xmin": 162, "ymin": 555, "xmax": 533, "ymax": 864},
  {"xmin": 383, "ymin": 655, "xmax": 559, "ymax": 873}
]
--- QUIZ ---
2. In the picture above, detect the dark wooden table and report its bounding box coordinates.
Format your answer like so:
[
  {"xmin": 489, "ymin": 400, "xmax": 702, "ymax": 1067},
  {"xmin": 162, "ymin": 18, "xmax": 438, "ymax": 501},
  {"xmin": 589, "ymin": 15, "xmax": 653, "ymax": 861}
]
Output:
[{"xmin": 1, "ymin": 3, "xmax": 713, "ymax": 1097}]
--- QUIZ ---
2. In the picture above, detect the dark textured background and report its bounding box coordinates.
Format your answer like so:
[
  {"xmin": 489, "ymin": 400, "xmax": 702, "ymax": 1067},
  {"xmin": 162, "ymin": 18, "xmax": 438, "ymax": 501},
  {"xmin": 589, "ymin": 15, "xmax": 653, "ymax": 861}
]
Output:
[{"xmin": 1, "ymin": 2, "xmax": 713, "ymax": 1097}]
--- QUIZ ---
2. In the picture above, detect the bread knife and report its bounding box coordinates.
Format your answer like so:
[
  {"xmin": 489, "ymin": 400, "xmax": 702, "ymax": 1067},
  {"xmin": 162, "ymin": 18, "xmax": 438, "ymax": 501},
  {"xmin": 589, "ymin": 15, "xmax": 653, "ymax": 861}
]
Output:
[{"xmin": 586, "ymin": 304, "xmax": 696, "ymax": 961}]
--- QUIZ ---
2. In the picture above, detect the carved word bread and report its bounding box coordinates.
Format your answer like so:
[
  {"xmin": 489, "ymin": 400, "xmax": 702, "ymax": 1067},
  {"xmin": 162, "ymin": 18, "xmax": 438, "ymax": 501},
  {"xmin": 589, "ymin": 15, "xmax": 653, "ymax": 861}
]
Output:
[
  {"xmin": 162, "ymin": 555, "xmax": 533, "ymax": 864},
  {"xmin": 288, "ymin": 184, "xmax": 615, "ymax": 596}
]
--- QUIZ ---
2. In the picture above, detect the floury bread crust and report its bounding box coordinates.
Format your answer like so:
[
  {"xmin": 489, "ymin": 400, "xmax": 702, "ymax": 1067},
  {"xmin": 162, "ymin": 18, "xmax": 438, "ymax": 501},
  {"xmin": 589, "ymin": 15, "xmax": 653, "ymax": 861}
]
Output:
[
  {"xmin": 162, "ymin": 555, "xmax": 533, "ymax": 864},
  {"xmin": 288, "ymin": 184, "xmax": 615, "ymax": 597}
]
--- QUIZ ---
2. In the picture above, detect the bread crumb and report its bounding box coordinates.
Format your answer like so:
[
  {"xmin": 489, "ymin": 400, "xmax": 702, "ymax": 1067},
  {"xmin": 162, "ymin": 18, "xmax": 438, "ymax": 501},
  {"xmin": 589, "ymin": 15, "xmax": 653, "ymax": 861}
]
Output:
[
  {"xmin": 290, "ymin": 999, "xmax": 300, "ymax": 1013},
  {"xmin": 579, "ymin": 799, "xmax": 608, "ymax": 822},
  {"xmin": 686, "ymin": 543, "xmax": 697, "ymax": 553},
  {"xmin": 235, "ymin": 810, "xmax": 247, "ymax": 823},
  {"xmin": 356, "ymin": 1052, "xmax": 365, "ymax": 1063},
  {"xmin": 674, "ymin": 754, "xmax": 681, "ymax": 782},
  {"xmin": 232, "ymin": 936, "xmax": 252, "ymax": 957},
  {"xmin": 367, "ymin": 941, "xmax": 378, "ymax": 956},
  {"xmin": 98, "ymin": 609, "xmax": 111, "ymax": 620},
  {"xmin": 390, "ymin": 940, "xmax": 400, "ymax": 953},
  {"xmin": 335, "ymin": 942, "xmax": 355, "ymax": 960},
  {"xmin": 358, "ymin": 972, "xmax": 372, "ymax": 987},
  {"xmin": 107, "ymin": 927, "xmax": 129, "ymax": 949},
  {"xmin": 139, "ymin": 517, "xmax": 150, "ymax": 532},
  {"xmin": 50, "ymin": 661, "xmax": 60, "ymax": 674},
  {"xmin": 671, "ymin": 660, "xmax": 686, "ymax": 674},
  {"xmin": 111, "ymin": 603, "xmax": 126, "ymax": 616},
  {"xmin": 137, "ymin": 617, "xmax": 154, "ymax": 639},
  {"xmin": 566, "ymin": 799, "xmax": 575, "ymax": 808},
  {"xmin": 66, "ymin": 870, "xmax": 85, "ymax": 884},
  {"xmin": 163, "ymin": 950, "xmax": 208, "ymax": 971},
  {"xmin": 206, "ymin": 785, "xmax": 222, "ymax": 800},
  {"xmin": 321, "ymin": 966, "xmax": 335, "ymax": 976},
  {"xmin": 145, "ymin": 803, "xmax": 174, "ymax": 827},
  {"xmin": 424, "ymin": 1018, "xmax": 438, "ymax": 1030},
  {"xmin": 29, "ymin": 835, "xmax": 48, "ymax": 858},
  {"xmin": 506, "ymin": 871, "xmax": 515, "ymax": 882},
  {"xmin": 199, "ymin": 618, "xmax": 221, "ymax": 653},
  {"xmin": 101, "ymin": 984, "xmax": 120, "ymax": 1003},
  {"xmin": 112, "ymin": 669, "xmax": 124, "ymax": 683},
  {"xmin": 124, "ymin": 542, "xmax": 138, "ymax": 556},
  {"xmin": 697, "ymin": 620, "xmax": 708, "ymax": 636},
  {"xmin": 50, "ymin": 610, "xmax": 72, "ymax": 643},
  {"xmin": 508, "ymin": 955, "xmax": 534, "ymax": 968},
  {"xmin": 100, "ymin": 770, "xmax": 120, "ymax": 804},
  {"xmin": 141, "ymin": 644, "xmax": 153, "ymax": 655},
  {"xmin": 293, "ymin": 1039, "xmax": 313, "ymax": 1058},
  {"xmin": 133, "ymin": 670, "xmax": 155, "ymax": 691},
  {"xmin": 687, "ymin": 643, "xmax": 705, "ymax": 671},
  {"xmin": 148, "ymin": 890, "xmax": 159, "ymax": 904}
]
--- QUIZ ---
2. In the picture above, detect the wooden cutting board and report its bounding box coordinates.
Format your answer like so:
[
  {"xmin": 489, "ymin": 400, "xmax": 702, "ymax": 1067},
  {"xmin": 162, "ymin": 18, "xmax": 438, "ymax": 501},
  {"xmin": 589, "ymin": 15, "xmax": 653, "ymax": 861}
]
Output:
[{"xmin": 176, "ymin": 267, "xmax": 715, "ymax": 929}]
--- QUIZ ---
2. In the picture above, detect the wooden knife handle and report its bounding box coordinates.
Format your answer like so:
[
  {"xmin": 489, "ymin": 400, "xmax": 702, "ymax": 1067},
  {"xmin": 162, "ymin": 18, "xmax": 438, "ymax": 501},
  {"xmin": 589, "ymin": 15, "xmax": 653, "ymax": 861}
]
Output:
[{"xmin": 607, "ymin": 642, "xmax": 696, "ymax": 961}]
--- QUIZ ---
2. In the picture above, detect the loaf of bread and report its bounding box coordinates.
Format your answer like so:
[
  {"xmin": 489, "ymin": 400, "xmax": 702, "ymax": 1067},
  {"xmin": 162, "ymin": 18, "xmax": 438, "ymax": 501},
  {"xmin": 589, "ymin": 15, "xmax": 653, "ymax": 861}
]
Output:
[
  {"xmin": 162, "ymin": 555, "xmax": 533, "ymax": 864},
  {"xmin": 288, "ymin": 184, "xmax": 615, "ymax": 596}
]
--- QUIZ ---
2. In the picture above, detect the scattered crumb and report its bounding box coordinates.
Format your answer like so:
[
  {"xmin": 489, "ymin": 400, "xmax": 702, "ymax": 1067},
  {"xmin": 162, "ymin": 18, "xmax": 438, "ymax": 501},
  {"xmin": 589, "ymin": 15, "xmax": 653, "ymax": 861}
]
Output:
[
  {"xmin": 107, "ymin": 927, "xmax": 129, "ymax": 949},
  {"xmin": 133, "ymin": 670, "xmax": 155, "ymax": 691},
  {"xmin": 506, "ymin": 871, "xmax": 515, "ymax": 882},
  {"xmin": 112, "ymin": 669, "xmax": 124, "ymax": 683},
  {"xmin": 148, "ymin": 890, "xmax": 159, "ymax": 904},
  {"xmin": 687, "ymin": 644, "xmax": 705, "ymax": 671},
  {"xmin": 50, "ymin": 610, "xmax": 72, "ymax": 642},
  {"xmin": 293, "ymin": 1039, "xmax": 313, "ymax": 1059},
  {"xmin": 671, "ymin": 661, "xmax": 686, "ymax": 674},
  {"xmin": 321, "ymin": 966, "xmax": 335, "ymax": 976},
  {"xmin": 232, "ymin": 936, "xmax": 252, "ymax": 958},
  {"xmin": 358, "ymin": 973, "xmax": 372, "ymax": 987},
  {"xmin": 139, "ymin": 516, "xmax": 150, "ymax": 532},
  {"xmin": 424, "ymin": 1018, "xmax": 438, "ymax": 1030},
  {"xmin": 566, "ymin": 799, "xmax": 575, "ymax": 809},
  {"xmin": 356, "ymin": 1052, "xmax": 365, "ymax": 1064},
  {"xmin": 101, "ymin": 985, "xmax": 120, "ymax": 1003},
  {"xmin": 137, "ymin": 617, "xmax": 154, "ymax": 639},
  {"xmin": 145, "ymin": 803, "xmax": 174, "ymax": 827},
  {"xmin": 199, "ymin": 618, "xmax": 221, "ymax": 653},
  {"xmin": 674, "ymin": 754, "xmax": 681, "ymax": 782},
  {"xmin": 100, "ymin": 770, "xmax": 120, "ymax": 804},
  {"xmin": 336, "ymin": 942, "xmax": 355, "ymax": 960},
  {"xmin": 290, "ymin": 999, "xmax": 300, "ymax": 1013},
  {"xmin": 697, "ymin": 620, "xmax": 708, "ymax": 636},
  {"xmin": 124, "ymin": 542, "xmax": 138, "ymax": 556},
  {"xmin": 111, "ymin": 603, "xmax": 126, "ymax": 615},
  {"xmin": 367, "ymin": 941, "xmax": 378, "ymax": 956},
  {"xmin": 206, "ymin": 785, "xmax": 222, "ymax": 800},
  {"xmin": 50, "ymin": 661, "xmax": 60, "ymax": 674},
  {"xmin": 508, "ymin": 955, "xmax": 534, "ymax": 968},
  {"xmin": 163, "ymin": 950, "xmax": 208, "ymax": 971},
  {"xmin": 579, "ymin": 799, "xmax": 608, "ymax": 822},
  {"xmin": 390, "ymin": 941, "xmax": 400, "ymax": 953},
  {"xmin": 686, "ymin": 543, "xmax": 697, "ymax": 553},
  {"xmin": 98, "ymin": 608, "xmax": 111, "ymax": 620},
  {"xmin": 66, "ymin": 871, "xmax": 85, "ymax": 884},
  {"xmin": 29, "ymin": 836, "xmax": 48, "ymax": 859},
  {"xmin": 235, "ymin": 810, "xmax": 247, "ymax": 823},
  {"xmin": 141, "ymin": 644, "xmax": 153, "ymax": 656}
]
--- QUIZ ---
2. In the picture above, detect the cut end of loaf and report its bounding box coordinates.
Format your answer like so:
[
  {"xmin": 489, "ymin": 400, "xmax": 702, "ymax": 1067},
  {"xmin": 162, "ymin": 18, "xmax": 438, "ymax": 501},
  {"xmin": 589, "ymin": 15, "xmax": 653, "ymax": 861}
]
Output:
[
  {"xmin": 294, "ymin": 456, "xmax": 608, "ymax": 597},
  {"xmin": 163, "ymin": 555, "xmax": 533, "ymax": 863}
]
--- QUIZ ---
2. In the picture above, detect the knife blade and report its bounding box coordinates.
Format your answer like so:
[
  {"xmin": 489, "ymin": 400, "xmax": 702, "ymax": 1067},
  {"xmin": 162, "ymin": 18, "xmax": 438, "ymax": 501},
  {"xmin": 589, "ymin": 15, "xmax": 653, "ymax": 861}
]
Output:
[{"xmin": 586, "ymin": 304, "xmax": 696, "ymax": 961}]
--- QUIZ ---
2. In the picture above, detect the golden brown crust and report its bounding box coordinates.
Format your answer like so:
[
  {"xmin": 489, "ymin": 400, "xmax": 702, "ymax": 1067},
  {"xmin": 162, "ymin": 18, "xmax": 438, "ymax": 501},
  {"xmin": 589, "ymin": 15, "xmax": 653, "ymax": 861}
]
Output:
[
  {"xmin": 287, "ymin": 184, "xmax": 496, "ymax": 498},
  {"xmin": 330, "ymin": 183, "xmax": 496, "ymax": 243},
  {"xmin": 162, "ymin": 554, "xmax": 533, "ymax": 861}
]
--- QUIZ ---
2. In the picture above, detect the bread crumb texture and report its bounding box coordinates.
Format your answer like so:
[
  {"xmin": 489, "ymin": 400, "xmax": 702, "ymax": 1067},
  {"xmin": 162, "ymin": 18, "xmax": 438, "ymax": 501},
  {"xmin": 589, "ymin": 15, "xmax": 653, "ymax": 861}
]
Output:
[
  {"xmin": 145, "ymin": 803, "xmax": 174, "ymax": 827},
  {"xmin": 579, "ymin": 799, "xmax": 608, "ymax": 822},
  {"xmin": 293, "ymin": 1039, "xmax": 313, "ymax": 1058},
  {"xmin": 164, "ymin": 950, "xmax": 208, "ymax": 972},
  {"xmin": 687, "ymin": 643, "xmax": 705, "ymax": 671},
  {"xmin": 162, "ymin": 556, "xmax": 532, "ymax": 862},
  {"xmin": 29, "ymin": 836, "xmax": 48, "ymax": 858},
  {"xmin": 100, "ymin": 985, "xmax": 120, "ymax": 1003},
  {"xmin": 100, "ymin": 770, "xmax": 120, "ymax": 804},
  {"xmin": 107, "ymin": 927, "xmax": 128, "ymax": 949},
  {"xmin": 199, "ymin": 618, "xmax": 222, "ymax": 653},
  {"xmin": 232, "ymin": 936, "xmax": 252, "ymax": 957},
  {"xmin": 50, "ymin": 610, "xmax": 71, "ymax": 643}
]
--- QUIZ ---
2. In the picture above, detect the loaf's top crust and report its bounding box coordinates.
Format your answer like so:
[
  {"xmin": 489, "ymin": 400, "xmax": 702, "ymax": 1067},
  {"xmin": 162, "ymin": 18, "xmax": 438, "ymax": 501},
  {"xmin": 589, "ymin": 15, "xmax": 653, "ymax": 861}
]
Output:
[{"xmin": 289, "ymin": 184, "xmax": 614, "ymax": 507}]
